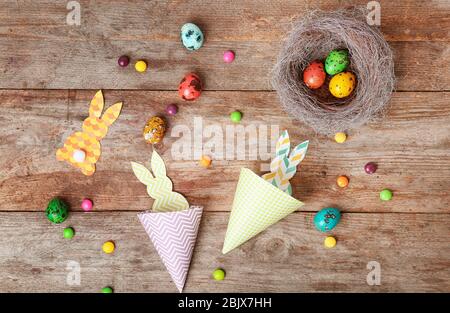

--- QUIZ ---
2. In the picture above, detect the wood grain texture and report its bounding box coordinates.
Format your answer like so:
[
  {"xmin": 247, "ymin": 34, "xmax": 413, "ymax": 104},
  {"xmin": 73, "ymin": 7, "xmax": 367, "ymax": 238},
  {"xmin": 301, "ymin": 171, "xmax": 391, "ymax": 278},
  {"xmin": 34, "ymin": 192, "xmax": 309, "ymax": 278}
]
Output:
[
  {"xmin": 0, "ymin": 1, "xmax": 448, "ymax": 90},
  {"xmin": 0, "ymin": 212, "xmax": 448, "ymax": 292},
  {"xmin": 1, "ymin": 0, "xmax": 448, "ymax": 42},
  {"xmin": 1, "ymin": 90, "xmax": 449, "ymax": 213}
]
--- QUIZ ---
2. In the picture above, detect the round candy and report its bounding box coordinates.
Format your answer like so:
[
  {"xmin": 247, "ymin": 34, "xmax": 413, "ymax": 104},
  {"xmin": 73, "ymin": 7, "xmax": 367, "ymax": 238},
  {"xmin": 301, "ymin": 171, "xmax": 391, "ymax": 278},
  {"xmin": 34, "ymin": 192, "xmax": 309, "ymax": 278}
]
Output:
[
  {"xmin": 230, "ymin": 111, "xmax": 242, "ymax": 123},
  {"xmin": 303, "ymin": 60, "xmax": 326, "ymax": 89},
  {"xmin": 364, "ymin": 162, "xmax": 377, "ymax": 174},
  {"xmin": 329, "ymin": 72, "xmax": 356, "ymax": 98},
  {"xmin": 101, "ymin": 287, "xmax": 113, "ymax": 293},
  {"xmin": 199, "ymin": 155, "xmax": 212, "ymax": 168},
  {"xmin": 314, "ymin": 207, "xmax": 341, "ymax": 232},
  {"xmin": 63, "ymin": 227, "xmax": 75, "ymax": 239},
  {"xmin": 324, "ymin": 236, "xmax": 337, "ymax": 248},
  {"xmin": 380, "ymin": 189, "xmax": 393, "ymax": 201},
  {"xmin": 165, "ymin": 104, "xmax": 178, "ymax": 116},
  {"xmin": 181, "ymin": 23, "xmax": 204, "ymax": 51},
  {"xmin": 72, "ymin": 149, "xmax": 86, "ymax": 163},
  {"xmin": 325, "ymin": 49, "xmax": 350, "ymax": 75},
  {"xmin": 118, "ymin": 55, "xmax": 130, "ymax": 67},
  {"xmin": 143, "ymin": 116, "xmax": 166, "ymax": 144},
  {"xmin": 46, "ymin": 198, "xmax": 69, "ymax": 224},
  {"xmin": 178, "ymin": 73, "xmax": 202, "ymax": 101},
  {"xmin": 81, "ymin": 198, "xmax": 93, "ymax": 212},
  {"xmin": 334, "ymin": 132, "xmax": 347, "ymax": 143},
  {"xmin": 102, "ymin": 241, "xmax": 115, "ymax": 254},
  {"xmin": 135, "ymin": 60, "xmax": 147, "ymax": 73},
  {"xmin": 337, "ymin": 175, "xmax": 349, "ymax": 188},
  {"xmin": 223, "ymin": 50, "xmax": 235, "ymax": 63},
  {"xmin": 212, "ymin": 268, "xmax": 225, "ymax": 281}
]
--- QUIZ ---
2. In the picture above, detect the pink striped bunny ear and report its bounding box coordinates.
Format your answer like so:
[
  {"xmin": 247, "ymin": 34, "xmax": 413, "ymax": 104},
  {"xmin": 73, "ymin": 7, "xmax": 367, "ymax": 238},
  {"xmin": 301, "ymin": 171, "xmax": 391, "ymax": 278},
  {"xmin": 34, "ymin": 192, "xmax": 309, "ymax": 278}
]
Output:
[{"xmin": 138, "ymin": 206, "xmax": 203, "ymax": 292}]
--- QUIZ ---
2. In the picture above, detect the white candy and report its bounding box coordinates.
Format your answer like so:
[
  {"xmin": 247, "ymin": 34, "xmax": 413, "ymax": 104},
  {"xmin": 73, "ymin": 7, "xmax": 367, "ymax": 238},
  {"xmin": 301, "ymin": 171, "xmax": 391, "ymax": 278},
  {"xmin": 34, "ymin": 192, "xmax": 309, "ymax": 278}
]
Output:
[{"xmin": 73, "ymin": 149, "xmax": 86, "ymax": 163}]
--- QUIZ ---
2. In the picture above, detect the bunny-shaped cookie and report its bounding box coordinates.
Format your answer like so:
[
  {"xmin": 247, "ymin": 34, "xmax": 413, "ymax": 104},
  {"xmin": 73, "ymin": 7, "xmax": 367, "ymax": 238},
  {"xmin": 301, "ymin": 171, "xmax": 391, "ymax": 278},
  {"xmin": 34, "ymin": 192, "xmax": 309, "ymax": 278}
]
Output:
[
  {"xmin": 131, "ymin": 151, "xmax": 189, "ymax": 212},
  {"xmin": 56, "ymin": 90, "xmax": 122, "ymax": 176},
  {"xmin": 262, "ymin": 130, "xmax": 309, "ymax": 195}
]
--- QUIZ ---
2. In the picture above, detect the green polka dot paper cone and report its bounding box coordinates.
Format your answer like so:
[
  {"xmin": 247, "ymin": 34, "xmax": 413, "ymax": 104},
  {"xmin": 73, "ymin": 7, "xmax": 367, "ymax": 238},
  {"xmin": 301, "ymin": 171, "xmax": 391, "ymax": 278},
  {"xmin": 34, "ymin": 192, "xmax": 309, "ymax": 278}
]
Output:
[{"xmin": 222, "ymin": 168, "xmax": 304, "ymax": 254}]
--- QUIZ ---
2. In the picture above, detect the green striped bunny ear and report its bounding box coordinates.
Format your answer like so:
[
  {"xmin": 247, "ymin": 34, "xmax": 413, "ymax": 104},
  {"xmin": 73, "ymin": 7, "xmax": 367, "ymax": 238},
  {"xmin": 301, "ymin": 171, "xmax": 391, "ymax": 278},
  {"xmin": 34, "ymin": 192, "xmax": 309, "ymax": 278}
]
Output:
[
  {"xmin": 151, "ymin": 150, "xmax": 167, "ymax": 178},
  {"xmin": 131, "ymin": 161, "xmax": 154, "ymax": 185},
  {"xmin": 270, "ymin": 130, "xmax": 291, "ymax": 173}
]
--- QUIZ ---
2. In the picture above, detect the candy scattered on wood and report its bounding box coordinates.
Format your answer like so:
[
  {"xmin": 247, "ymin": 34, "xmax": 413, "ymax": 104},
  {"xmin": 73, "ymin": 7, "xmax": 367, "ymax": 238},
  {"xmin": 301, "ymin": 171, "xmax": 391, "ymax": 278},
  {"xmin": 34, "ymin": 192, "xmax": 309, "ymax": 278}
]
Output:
[
  {"xmin": 223, "ymin": 50, "xmax": 235, "ymax": 63},
  {"xmin": 102, "ymin": 241, "xmax": 115, "ymax": 254},
  {"xmin": 334, "ymin": 132, "xmax": 347, "ymax": 143},
  {"xmin": 118, "ymin": 55, "xmax": 130, "ymax": 67},
  {"xmin": 212, "ymin": 268, "xmax": 226, "ymax": 281}
]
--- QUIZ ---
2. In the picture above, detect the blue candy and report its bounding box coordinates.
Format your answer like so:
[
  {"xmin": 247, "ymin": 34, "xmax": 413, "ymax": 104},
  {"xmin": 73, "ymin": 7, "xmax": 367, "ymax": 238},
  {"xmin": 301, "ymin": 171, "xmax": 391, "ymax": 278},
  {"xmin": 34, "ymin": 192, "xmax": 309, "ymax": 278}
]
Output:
[{"xmin": 314, "ymin": 208, "xmax": 341, "ymax": 232}]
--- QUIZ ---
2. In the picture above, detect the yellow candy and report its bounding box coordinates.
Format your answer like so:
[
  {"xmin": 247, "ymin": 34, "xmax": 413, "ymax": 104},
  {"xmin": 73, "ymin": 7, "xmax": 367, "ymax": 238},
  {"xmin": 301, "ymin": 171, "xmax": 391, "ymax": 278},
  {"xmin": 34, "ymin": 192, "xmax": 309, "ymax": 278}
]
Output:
[
  {"xmin": 102, "ymin": 241, "xmax": 115, "ymax": 254},
  {"xmin": 135, "ymin": 60, "xmax": 147, "ymax": 73},
  {"xmin": 334, "ymin": 132, "xmax": 347, "ymax": 143},
  {"xmin": 329, "ymin": 72, "xmax": 356, "ymax": 98},
  {"xmin": 199, "ymin": 155, "xmax": 212, "ymax": 168},
  {"xmin": 324, "ymin": 236, "xmax": 337, "ymax": 248}
]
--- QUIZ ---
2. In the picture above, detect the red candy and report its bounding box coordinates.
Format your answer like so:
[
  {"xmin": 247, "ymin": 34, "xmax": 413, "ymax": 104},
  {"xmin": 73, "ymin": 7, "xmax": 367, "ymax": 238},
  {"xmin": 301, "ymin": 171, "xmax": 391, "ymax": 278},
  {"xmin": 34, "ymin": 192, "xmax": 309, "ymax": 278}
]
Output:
[
  {"xmin": 303, "ymin": 60, "xmax": 326, "ymax": 90},
  {"xmin": 178, "ymin": 73, "xmax": 202, "ymax": 101}
]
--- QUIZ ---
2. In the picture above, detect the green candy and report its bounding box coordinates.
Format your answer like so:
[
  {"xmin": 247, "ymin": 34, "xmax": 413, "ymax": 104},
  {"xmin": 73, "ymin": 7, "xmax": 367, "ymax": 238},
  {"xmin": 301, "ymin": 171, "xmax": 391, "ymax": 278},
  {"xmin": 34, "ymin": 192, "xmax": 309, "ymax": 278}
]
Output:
[
  {"xmin": 45, "ymin": 197, "xmax": 69, "ymax": 224},
  {"xmin": 212, "ymin": 268, "xmax": 226, "ymax": 281},
  {"xmin": 325, "ymin": 49, "xmax": 349, "ymax": 75},
  {"xmin": 63, "ymin": 227, "xmax": 74, "ymax": 239},
  {"xmin": 230, "ymin": 111, "xmax": 242, "ymax": 123},
  {"xmin": 101, "ymin": 287, "xmax": 113, "ymax": 293},
  {"xmin": 380, "ymin": 189, "xmax": 393, "ymax": 201}
]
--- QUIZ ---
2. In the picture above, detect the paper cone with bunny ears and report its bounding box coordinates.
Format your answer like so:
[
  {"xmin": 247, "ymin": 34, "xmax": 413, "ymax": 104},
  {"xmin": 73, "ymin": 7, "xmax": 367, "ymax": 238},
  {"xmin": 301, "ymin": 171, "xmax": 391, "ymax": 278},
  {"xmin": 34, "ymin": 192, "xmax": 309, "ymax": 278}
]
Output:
[
  {"xmin": 222, "ymin": 131, "xmax": 308, "ymax": 254},
  {"xmin": 131, "ymin": 151, "xmax": 202, "ymax": 292}
]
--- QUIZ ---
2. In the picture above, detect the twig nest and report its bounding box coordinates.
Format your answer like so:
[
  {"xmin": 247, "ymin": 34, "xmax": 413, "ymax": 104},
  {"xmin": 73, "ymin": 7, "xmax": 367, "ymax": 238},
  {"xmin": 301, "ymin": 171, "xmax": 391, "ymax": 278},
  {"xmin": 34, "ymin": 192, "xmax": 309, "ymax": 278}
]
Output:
[{"xmin": 272, "ymin": 8, "xmax": 395, "ymax": 134}]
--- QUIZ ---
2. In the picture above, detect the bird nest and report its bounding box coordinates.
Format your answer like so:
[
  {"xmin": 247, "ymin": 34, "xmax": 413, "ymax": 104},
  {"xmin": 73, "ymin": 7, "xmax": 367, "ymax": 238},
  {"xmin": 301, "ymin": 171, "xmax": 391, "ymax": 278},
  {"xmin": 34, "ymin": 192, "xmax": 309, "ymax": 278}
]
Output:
[{"xmin": 272, "ymin": 8, "xmax": 395, "ymax": 135}]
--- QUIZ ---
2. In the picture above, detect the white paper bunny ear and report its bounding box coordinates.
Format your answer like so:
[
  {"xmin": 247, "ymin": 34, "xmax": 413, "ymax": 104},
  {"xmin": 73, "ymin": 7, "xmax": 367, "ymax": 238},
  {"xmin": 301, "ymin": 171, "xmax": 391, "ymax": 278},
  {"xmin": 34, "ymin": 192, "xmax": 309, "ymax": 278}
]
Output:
[
  {"xmin": 151, "ymin": 150, "xmax": 167, "ymax": 178},
  {"xmin": 288, "ymin": 140, "xmax": 309, "ymax": 168},
  {"xmin": 131, "ymin": 162, "xmax": 154, "ymax": 185}
]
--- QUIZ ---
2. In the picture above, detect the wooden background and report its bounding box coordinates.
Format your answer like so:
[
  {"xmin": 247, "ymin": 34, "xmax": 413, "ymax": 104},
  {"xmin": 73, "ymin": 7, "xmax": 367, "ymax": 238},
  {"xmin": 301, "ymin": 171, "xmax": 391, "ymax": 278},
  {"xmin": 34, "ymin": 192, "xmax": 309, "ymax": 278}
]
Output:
[{"xmin": 0, "ymin": 0, "xmax": 449, "ymax": 292}]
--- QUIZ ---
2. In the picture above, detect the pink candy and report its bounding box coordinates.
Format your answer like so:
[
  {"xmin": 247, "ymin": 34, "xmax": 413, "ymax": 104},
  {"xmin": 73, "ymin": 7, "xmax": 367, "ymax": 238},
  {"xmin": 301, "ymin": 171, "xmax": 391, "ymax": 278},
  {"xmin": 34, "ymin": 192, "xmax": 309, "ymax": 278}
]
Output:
[
  {"xmin": 223, "ymin": 50, "xmax": 235, "ymax": 63},
  {"xmin": 81, "ymin": 198, "xmax": 93, "ymax": 212}
]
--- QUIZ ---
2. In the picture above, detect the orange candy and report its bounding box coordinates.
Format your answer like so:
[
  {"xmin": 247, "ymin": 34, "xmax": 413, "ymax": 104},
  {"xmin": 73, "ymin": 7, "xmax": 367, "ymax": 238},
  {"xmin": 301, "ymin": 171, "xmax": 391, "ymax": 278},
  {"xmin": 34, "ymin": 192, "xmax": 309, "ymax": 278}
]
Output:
[
  {"xmin": 199, "ymin": 155, "xmax": 212, "ymax": 168},
  {"xmin": 337, "ymin": 175, "xmax": 349, "ymax": 188}
]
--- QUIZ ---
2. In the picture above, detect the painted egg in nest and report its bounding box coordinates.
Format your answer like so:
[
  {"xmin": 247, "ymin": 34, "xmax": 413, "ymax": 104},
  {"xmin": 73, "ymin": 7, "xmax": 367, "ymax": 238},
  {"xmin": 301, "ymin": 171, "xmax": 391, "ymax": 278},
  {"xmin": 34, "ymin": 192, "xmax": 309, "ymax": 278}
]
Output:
[
  {"xmin": 303, "ymin": 60, "xmax": 326, "ymax": 89},
  {"xmin": 143, "ymin": 116, "xmax": 166, "ymax": 144},
  {"xmin": 178, "ymin": 73, "xmax": 202, "ymax": 101},
  {"xmin": 329, "ymin": 72, "xmax": 356, "ymax": 98},
  {"xmin": 314, "ymin": 207, "xmax": 341, "ymax": 232},
  {"xmin": 325, "ymin": 49, "xmax": 350, "ymax": 75},
  {"xmin": 181, "ymin": 23, "xmax": 204, "ymax": 51}
]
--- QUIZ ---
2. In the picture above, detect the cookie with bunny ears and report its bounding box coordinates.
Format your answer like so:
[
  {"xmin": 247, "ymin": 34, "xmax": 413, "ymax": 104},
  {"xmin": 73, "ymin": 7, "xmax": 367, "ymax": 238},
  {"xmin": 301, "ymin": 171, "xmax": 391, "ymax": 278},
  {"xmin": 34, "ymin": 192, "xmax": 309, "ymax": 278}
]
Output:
[
  {"xmin": 131, "ymin": 151, "xmax": 190, "ymax": 212},
  {"xmin": 56, "ymin": 90, "xmax": 122, "ymax": 176}
]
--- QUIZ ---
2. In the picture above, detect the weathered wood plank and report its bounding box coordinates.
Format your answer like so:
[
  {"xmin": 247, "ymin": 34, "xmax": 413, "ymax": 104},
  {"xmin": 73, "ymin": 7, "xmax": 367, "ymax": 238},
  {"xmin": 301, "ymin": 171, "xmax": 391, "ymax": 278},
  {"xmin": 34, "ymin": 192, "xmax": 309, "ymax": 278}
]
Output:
[
  {"xmin": 0, "ymin": 212, "xmax": 448, "ymax": 292},
  {"xmin": 0, "ymin": 0, "xmax": 448, "ymax": 90},
  {"xmin": 0, "ymin": 39, "xmax": 447, "ymax": 91},
  {"xmin": 0, "ymin": 90, "xmax": 449, "ymax": 213},
  {"xmin": 0, "ymin": 0, "xmax": 448, "ymax": 42}
]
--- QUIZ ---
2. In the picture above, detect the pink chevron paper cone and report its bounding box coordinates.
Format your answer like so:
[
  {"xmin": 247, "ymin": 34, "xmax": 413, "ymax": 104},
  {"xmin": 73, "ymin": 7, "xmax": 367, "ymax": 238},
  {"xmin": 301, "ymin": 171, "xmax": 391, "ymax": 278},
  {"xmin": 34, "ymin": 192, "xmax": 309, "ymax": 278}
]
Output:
[{"xmin": 138, "ymin": 206, "xmax": 203, "ymax": 292}]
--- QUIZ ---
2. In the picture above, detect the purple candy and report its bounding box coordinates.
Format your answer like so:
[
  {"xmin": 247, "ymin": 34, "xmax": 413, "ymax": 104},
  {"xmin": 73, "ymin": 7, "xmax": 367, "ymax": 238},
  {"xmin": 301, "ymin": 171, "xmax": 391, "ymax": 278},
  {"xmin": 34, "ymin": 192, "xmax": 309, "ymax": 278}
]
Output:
[
  {"xmin": 118, "ymin": 55, "xmax": 130, "ymax": 67},
  {"xmin": 364, "ymin": 162, "xmax": 377, "ymax": 174},
  {"xmin": 166, "ymin": 104, "xmax": 178, "ymax": 115}
]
